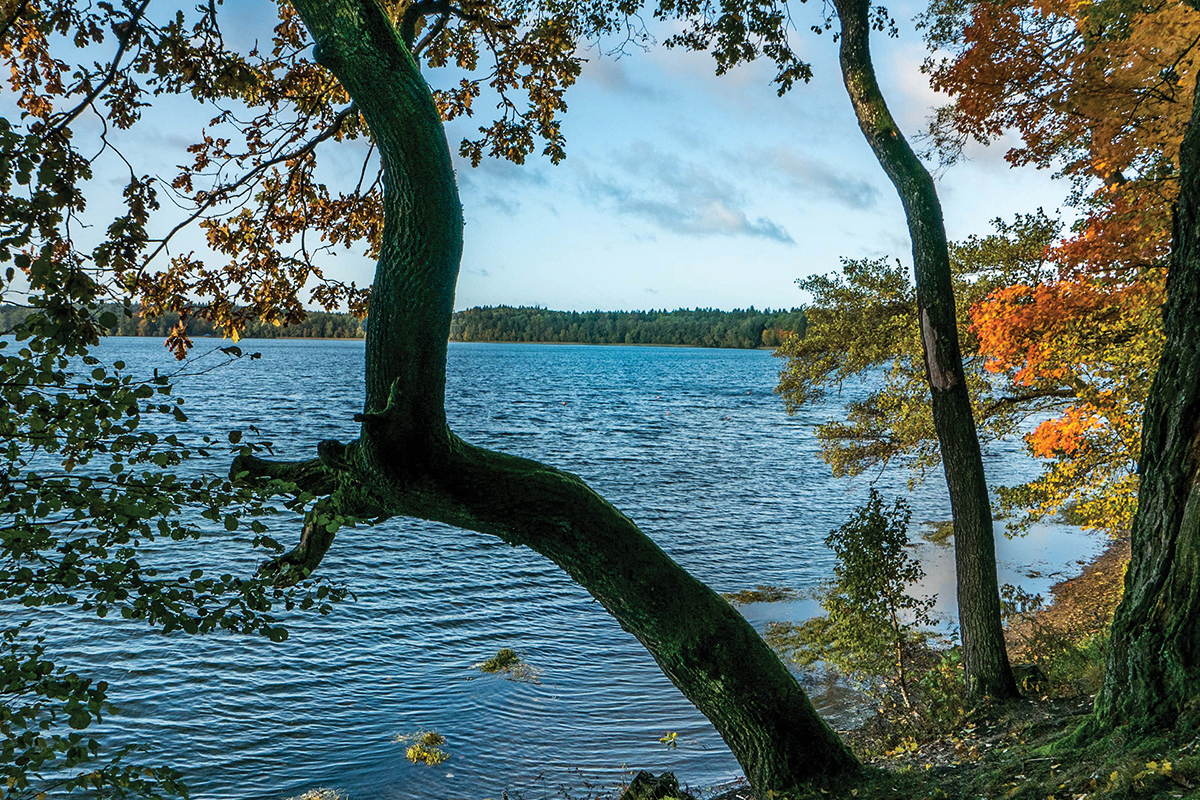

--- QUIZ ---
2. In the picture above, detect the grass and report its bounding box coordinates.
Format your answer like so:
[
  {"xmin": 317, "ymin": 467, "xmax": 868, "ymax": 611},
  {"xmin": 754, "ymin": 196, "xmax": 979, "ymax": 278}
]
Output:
[{"xmin": 719, "ymin": 721, "xmax": 1200, "ymax": 800}]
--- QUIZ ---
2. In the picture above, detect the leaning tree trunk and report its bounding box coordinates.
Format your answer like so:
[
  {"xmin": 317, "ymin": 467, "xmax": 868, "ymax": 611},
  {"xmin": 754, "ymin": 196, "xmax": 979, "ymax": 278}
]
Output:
[
  {"xmin": 231, "ymin": 0, "xmax": 860, "ymax": 791},
  {"xmin": 1095, "ymin": 55, "xmax": 1200, "ymax": 732},
  {"xmin": 830, "ymin": 0, "xmax": 1017, "ymax": 700}
]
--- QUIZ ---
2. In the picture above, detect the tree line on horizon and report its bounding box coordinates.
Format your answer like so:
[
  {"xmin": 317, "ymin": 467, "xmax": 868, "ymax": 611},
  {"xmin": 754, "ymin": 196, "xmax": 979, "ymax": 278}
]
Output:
[
  {"xmin": 0, "ymin": 303, "xmax": 807, "ymax": 348},
  {"xmin": 449, "ymin": 305, "xmax": 807, "ymax": 347}
]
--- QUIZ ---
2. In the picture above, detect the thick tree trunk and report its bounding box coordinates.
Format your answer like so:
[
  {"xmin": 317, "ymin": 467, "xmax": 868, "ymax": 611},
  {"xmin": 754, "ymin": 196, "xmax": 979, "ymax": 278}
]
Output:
[
  {"xmin": 1095, "ymin": 65, "xmax": 1200, "ymax": 732},
  {"xmin": 831, "ymin": 0, "xmax": 1017, "ymax": 700},
  {"xmin": 246, "ymin": 0, "xmax": 862, "ymax": 791}
]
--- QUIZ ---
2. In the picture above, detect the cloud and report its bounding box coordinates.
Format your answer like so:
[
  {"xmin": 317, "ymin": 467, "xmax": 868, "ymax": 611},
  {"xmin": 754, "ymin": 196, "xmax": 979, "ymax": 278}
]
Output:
[
  {"xmin": 584, "ymin": 142, "xmax": 794, "ymax": 243},
  {"xmin": 479, "ymin": 194, "xmax": 521, "ymax": 215},
  {"xmin": 747, "ymin": 146, "xmax": 881, "ymax": 210},
  {"xmin": 580, "ymin": 55, "xmax": 661, "ymax": 99}
]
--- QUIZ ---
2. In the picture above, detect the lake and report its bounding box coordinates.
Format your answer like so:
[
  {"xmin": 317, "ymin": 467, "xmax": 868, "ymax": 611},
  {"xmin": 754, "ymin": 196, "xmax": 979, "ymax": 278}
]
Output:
[{"xmin": 37, "ymin": 339, "xmax": 1105, "ymax": 800}]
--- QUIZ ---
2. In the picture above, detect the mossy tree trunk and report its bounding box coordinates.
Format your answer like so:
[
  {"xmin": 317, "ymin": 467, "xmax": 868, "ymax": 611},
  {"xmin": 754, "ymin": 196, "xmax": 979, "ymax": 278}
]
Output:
[
  {"xmin": 830, "ymin": 0, "xmax": 1017, "ymax": 700},
  {"xmin": 1096, "ymin": 51, "xmax": 1200, "ymax": 732},
  {"xmin": 233, "ymin": 0, "xmax": 861, "ymax": 791}
]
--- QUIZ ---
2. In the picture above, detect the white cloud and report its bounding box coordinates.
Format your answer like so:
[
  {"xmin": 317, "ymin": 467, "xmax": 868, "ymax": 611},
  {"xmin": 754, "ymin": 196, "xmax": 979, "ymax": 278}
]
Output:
[{"xmin": 583, "ymin": 142, "xmax": 794, "ymax": 242}]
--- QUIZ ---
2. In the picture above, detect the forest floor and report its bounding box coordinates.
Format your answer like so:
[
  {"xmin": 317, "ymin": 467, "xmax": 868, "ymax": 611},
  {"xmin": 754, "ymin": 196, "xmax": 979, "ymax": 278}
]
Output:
[{"xmin": 694, "ymin": 536, "xmax": 1200, "ymax": 800}]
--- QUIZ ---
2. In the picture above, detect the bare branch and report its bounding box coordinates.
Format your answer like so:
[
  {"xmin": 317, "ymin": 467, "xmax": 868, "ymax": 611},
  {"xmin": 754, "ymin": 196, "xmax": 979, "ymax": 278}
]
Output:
[{"xmin": 981, "ymin": 387, "xmax": 1078, "ymax": 418}]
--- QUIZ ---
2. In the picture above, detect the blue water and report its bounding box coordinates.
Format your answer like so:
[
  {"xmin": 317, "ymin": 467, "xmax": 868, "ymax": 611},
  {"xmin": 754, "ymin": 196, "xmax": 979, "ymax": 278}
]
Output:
[{"xmin": 36, "ymin": 339, "xmax": 1104, "ymax": 800}]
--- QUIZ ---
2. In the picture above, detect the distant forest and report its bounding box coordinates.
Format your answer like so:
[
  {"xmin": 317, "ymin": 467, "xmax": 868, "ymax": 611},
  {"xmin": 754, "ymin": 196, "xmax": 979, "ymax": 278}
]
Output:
[
  {"xmin": 0, "ymin": 304, "xmax": 806, "ymax": 349},
  {"xmin": 0, "ymin": 304, "xmax": 366, "ymax": 340},
  {"xmin": 450, "ymin": 306, "xmax": 807, "ymax": 348}
]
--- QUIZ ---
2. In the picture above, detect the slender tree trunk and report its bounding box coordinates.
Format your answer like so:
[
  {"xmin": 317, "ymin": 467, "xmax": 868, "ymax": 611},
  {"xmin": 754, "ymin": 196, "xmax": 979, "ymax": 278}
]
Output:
[
  {"xmin": 238, "ymin": 0, "xmax": 862, "ymax": 791},
  {"xmin": 1095, "ymin": 57, "xmax": 1200, "ymax": 732},
  {"xmin": 830, "ymin": 0, "xmax": 1017, "ymax": 700},
  {"xmin": 891, "ymin": 608, "xmax": 913, "ymax": 709}
]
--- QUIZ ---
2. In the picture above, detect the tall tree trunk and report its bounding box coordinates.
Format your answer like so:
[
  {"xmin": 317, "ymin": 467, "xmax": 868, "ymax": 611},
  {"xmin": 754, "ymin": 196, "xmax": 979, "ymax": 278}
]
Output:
[
  {"xmin": 1095, "ymin": 53, "xmax": 1200, "ymax": 732},
  {"xmin": 235, "ymin": 0, "xmax": 861, "ymax": 791},
  {"xmin": 830, "ymin": 0, "xmax": 1017, "ymax": 700}
]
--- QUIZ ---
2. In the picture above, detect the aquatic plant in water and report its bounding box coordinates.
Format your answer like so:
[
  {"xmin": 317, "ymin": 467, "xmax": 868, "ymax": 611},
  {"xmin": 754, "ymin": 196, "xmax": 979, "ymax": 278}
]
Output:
[
  {"xmin": 397, "ymin": 731, "xmax": 449, "ymax": 765},
  {"xmin": 477, "ymin": 647, "xmax": 541, "ymax": 682}
]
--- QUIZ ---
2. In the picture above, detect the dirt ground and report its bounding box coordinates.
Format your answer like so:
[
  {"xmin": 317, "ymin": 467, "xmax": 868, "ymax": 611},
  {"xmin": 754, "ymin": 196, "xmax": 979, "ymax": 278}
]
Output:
[{"xmin": 1004, "ymin": 536, "xmax": 1130, "ymax": 661}]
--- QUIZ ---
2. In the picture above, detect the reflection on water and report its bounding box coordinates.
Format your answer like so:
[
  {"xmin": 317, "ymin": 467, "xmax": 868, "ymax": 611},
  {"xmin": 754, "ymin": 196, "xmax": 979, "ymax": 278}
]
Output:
[{"xmin": 33, "ymin": 339, "xmax": 1103, "ymax": 800}]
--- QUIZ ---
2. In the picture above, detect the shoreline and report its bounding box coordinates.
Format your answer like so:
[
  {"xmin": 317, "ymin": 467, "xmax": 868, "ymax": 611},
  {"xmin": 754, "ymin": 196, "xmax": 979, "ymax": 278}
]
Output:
[
  {"xmin": 1004, "ymin": 533, "xmax": 1129, "ymax": 660},
  {"xmin": 98, "ymin": 334, "xmax": 779, "ymax": 350},
  {"xmin": 697, "ymin": 534, "xmax": 1132, "ymax": 800}
]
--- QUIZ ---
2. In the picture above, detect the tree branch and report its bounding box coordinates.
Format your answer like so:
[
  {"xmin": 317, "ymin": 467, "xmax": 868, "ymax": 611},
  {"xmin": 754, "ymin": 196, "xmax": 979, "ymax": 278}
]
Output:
[
  {"xmin": 258, "ymin": 497, "xmax": 341, "ymax": 586},
  {"xmin": 399, "ymin": 0, "xmax": 448, "ymax": 49},
  {"xmin": 141, "ymin": 102, "xmax": 359, "ymax": 271},
  {"xmin": 230, "ymin": 451, "xmax": 339, "ymax": 495},
  {"xmin": 44, "ymin": 0, "xmax": 152, "ymax": 136},
  {"xmin": 412, "ymin": 10, "xmax": 449, "ymax": 56},
  {"xmin": 981, "ymin": 387, "xmax": 1077, "ymax": 418},
  {"xmin": 0, "ymin": 0, "xmax": 31, "ymax": 41}
]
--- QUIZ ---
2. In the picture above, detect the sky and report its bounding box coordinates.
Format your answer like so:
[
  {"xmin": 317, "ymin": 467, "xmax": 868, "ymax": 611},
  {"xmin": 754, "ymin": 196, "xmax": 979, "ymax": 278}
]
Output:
[
  {"xmin": 439, "ymin": 8, "xmax": 1071, "ymax": 313},
  {"xmin": 60, "ymin": 0, "xmax": 1075, "ymax": 314}
]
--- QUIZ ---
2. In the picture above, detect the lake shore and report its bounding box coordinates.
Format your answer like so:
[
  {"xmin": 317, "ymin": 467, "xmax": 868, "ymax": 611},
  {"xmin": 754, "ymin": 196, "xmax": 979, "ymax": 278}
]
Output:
[
  {"xmin": 696, "ymin": 534, "xmax": 1132, "ymax": 800},
  {"xmin": 103, "ymin": 333, "xmax": 780, "ymax": 349},
  {"xmin": 1004, "ymin": 533, "xmax": 1129, "ymax": 661}
]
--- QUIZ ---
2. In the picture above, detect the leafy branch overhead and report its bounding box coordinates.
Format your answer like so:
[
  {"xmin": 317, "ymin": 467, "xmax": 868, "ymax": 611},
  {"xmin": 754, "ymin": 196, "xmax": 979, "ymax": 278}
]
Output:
[
  {"xmin": 0, "ymin": 143, "xmax": 346, "ymax": 797},
  {"xmin": 0, "ymin": 0, "xmax": 827, "ymax": 357}
]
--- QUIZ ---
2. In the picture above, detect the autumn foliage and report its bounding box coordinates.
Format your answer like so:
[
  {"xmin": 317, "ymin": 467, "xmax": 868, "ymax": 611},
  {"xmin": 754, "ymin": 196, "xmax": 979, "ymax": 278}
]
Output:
[
  {"xmin": 0, "ymin": 0, "xmax": 627, "ymax": 356},
  {"xmin": 915, "ymin": 0, "xmax": 1199, "ymax": 532}
]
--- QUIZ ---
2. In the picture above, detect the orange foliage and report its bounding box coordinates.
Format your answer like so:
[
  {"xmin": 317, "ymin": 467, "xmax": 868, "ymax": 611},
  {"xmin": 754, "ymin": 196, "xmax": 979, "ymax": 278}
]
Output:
[
  {"xmin": 970, "ymin": 274, "xmax": 1166, "ymax": 385},
  {"xmin": 921, "ymin": 0, "xmax": 1193, "ymax": 531},
  {"xmin": 1027, "ymin": 405, "xmax": 1102, "ymax": 458}
]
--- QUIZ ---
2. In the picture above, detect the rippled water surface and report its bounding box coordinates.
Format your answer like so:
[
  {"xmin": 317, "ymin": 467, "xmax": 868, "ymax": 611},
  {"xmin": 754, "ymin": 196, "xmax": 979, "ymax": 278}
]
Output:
[{"xmin": 43, "ymin": 339, "xmax": 1104, "ymax": 800}]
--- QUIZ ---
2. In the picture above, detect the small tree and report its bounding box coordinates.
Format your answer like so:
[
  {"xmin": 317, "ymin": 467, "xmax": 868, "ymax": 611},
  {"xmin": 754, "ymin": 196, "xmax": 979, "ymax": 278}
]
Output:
[{"xmin": 768, "ymin": 491, "xmax": 938, "ymax": 712}]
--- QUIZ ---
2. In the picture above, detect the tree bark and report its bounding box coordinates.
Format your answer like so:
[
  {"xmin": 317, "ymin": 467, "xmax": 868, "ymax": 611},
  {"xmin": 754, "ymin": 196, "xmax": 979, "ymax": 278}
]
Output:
[
  {"xmin": 1095, "ymin": 57, "xmax": 1200, "ymax": 732},
  {"xmin": 242, "ymin": 0, "xmax": 862, "ymax": 791},
  {"xmin": 830, "ymin": 0, "xmax": 1017, "ymax": 700}
]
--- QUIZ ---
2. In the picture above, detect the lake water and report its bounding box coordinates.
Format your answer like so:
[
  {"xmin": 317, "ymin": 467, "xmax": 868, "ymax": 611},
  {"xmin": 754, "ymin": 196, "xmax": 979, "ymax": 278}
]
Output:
[{"xmin": 38, "ymin": 339, "xmax": 1105, "ymax": 800}]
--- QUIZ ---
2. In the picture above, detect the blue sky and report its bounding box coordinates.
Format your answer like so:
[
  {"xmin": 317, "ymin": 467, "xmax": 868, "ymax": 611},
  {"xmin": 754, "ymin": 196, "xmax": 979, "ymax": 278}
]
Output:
[
  {"xmin": 432, "ymin": 6, "xmax": 1070, "ymax": 312},
  {"xmin": 53, "ymin": 0, "xmax": 1072, "ymax": 314}
]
